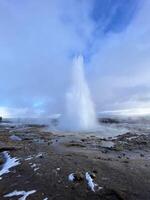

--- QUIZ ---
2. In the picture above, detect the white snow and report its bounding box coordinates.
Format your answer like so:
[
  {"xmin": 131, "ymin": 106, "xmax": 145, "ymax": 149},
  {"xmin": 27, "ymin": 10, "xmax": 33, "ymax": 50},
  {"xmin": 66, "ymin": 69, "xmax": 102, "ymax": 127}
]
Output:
[
  {"xmin": 30, "ymin": 163, "xmax": 39, "ymax": 171},
  {"xmin": 68, "ymin": 173, "xmax": 75, "ymax": 181},
  {"xmin": 127, "ymin": 136, "xmax": 138, "ymax": 141},
  {"xmin": 25, "ymin": 156, "xmax": 33, "ymax": 161},
  {"xmin": 25, "ymin": 153, "xmax": 43, "ymax": 161},
  {"xmin": 34, "ymin": 167, "xmax": 39, "ymax": 172},
  {"xmin": 31, "ymin": 164, "xmax": 36, "ymax": 168},
  {"xmin": 4, "ymin": 190, "xmax": 36, "ymax": 200},
  {"xmin": 43, "ymin": 198, "xmax": 48, "ymax": 200},
  {"xmin": 0, "ymin": 151, "xmax": 20, "ymax": 179},
  {"xmin": 85, "ymin": 172, "xmax": 102, "ymax": 192},
  {"xmin": 36, "ymin": 153, "xmax": 43, "ymax": 158}
]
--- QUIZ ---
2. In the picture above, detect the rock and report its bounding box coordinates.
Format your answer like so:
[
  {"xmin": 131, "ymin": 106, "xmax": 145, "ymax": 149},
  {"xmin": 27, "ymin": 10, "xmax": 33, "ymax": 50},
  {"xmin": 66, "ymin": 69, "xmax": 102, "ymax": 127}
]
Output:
[
  {"xmin": 73, "ymin": 172, "xmax": 84, "ymax": 182},
  {"xmin": 89, "ymin": 172, "xmax": 96, "ymax": 179},
  {"xmin": 102, "ymin": 150, "xmax": 108, "ymax": 154},
  {"xmin": 0, "ymin": 146, "xmax": 20, "ymax": 152},
  {"xmin": 0, "ymin": 116, "xmax": 2, "ymax": 122},
  {"xmin": 36, "ymin": 153, "xmax": 43, "ymax": 158},
  {"xmin": 118, "ymin": 155, "xmax": 122, "ymax": 159},
  {"xmin": 140, "ymin": 153, "xmax": 144, "ymax": 157},
  {"xmin": 28, "ymin": 124, "xmax": 46, "ymax": 128},
  {"xmin": 0, "ymin": 157, "xmax": 4, "ymax": 165},
  {"xmin": 122, "ymin": 160, "xmax": 129, "ymax": 163},
  {"xmin": 65, "ymin": 142, "xmax": 86, "ymax": 148},
  {"xmin": 92, "ymin": 169, "xmax": 98, "ymax": 174},
  {"xmin": 117, "ymin": 132, "xmax": 137, "ymax": 141},
  {"xmin": 10, "ymin": 135, "xmax": 22, "ymax": 141},
  {"xmin": 113, "ymin": 145, "xmax": 124, "ymax": 151},
  {"xmin": 99, "ymin": 118, "xmax": 119, "ymax": 124},
  {"xmin": 100, "ymin": 188, "xmax": 124, "ymax": 200},
  {"xmin": 100, "ymin": 141, "xmax": 114, "ymax": 148}
]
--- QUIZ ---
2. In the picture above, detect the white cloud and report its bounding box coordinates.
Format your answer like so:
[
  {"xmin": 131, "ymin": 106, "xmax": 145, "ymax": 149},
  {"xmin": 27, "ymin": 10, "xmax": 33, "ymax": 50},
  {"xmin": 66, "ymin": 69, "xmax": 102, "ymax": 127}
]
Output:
[
  {"xmin": 0, "ymin": 0, "xmax": 150, "ymax": 116},
  {"xmin": 89, "ymin": 0, "xmax": 150, "ymax": 111}
]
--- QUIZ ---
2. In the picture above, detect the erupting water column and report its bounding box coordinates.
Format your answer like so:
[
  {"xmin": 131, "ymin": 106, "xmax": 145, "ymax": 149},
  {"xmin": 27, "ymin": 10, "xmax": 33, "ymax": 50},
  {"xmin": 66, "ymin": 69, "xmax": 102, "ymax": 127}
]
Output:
[{"xmin": 65, "ymin": 55, "xmax": 97, "ymax": 131}]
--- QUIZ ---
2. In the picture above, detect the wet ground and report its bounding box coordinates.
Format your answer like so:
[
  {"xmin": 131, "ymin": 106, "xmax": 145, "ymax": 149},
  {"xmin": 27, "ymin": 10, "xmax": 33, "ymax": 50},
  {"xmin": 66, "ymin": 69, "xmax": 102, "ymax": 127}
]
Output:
[{"xmin": 0, "ymin": 118, "xmax": 150, "ymax": 200}]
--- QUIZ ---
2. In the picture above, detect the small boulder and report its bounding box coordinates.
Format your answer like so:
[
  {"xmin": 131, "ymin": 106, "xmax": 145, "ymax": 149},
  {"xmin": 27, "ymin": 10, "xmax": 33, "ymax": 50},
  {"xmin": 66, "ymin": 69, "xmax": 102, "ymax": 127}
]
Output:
[
  {"xmin": 10, "ymin": 135, "xmax": 22, "ymax": 141},
  {"xmin": 99, "ymin": 118, "xmax": 119, "ymax": 124},
  {"xmin": 0, "ymin": 157, "xmax": 4, "ymax": 165},
  {"xmin": 89, "ymin": 172, "xmax": 96, "ymax": 179},
  {"xmin": 68, "ymin": 172, "xmax": 84, "ymax": 182},
  {"xmin": 0, "ymin": 153, "xmax": 5, "ymax": 165},
  {"xmin": 74, "ymin": 172, "xmax": 84, "ymax": 182}
]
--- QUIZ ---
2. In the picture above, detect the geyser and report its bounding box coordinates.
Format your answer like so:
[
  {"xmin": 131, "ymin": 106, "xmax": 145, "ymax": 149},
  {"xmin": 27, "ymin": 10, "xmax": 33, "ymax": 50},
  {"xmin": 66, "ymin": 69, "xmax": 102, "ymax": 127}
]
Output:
[{"xmin": 64, "ymin": 55, "xmax": 97, "ymax": 131}]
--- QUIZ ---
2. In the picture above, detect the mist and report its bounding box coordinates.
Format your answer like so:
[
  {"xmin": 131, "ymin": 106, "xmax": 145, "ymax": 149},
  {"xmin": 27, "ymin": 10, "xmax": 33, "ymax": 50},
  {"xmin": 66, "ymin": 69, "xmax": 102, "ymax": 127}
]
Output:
[{"xmin": 0, "ymin": 0, "xmax": 150, "ymax": 117}]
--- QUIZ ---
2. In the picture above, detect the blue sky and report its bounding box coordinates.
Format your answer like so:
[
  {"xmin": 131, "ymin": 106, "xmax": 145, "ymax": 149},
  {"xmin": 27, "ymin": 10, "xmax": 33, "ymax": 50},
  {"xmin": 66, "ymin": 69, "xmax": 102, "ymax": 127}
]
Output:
[{"xmin": 0, "ymin": 0, "xmax": 150, "ymax": 117}]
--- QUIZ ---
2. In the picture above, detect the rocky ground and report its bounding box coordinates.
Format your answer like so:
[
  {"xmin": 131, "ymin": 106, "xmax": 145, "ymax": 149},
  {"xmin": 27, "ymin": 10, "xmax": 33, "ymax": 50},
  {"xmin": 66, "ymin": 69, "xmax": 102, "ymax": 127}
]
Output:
[{"xmin": 0, "ymin": 119, "xmax": 150, "ymax": 200}]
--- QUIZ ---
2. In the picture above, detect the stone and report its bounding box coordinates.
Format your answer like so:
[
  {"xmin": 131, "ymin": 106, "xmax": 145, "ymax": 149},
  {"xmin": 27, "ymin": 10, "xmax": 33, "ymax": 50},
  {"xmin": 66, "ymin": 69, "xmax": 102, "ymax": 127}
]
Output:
[
  {"xmin": 0, "ymin": 146, "xmax": 20, "ymax": 152},
  {"xmin": 99, "ymin": 118, "xmax": 119, "ymax": 124},
  {"xmin": 140, "ymin": 153, "xmax": 144, "ymax": 157},
  {"xmin": 89, "ymin": 172, "xmax": 96, "ymax": 179},
  {"xmin": 10, "ymin": 135, "xmax": 22, "ymax": 141},
  {"xmin": 73, "ymin": 172, "xmax": 84, "ymax": 182},
  {"xmin": 0, "ymin": 157, "xmax": 4, "ymax": 165}
]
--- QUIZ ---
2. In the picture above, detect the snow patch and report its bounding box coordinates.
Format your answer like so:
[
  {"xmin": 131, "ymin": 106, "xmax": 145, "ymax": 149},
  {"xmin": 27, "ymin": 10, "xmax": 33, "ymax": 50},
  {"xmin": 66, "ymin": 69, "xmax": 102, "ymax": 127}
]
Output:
[
  {"xmin": 31, "ymin": 164, "xmax": 36, "ymax": 168},
  {"xmin": 30, "ymin": 163, "xmax": 39, "ymax": 172},
  {"xmin": 127, "ymin": 136, "xmax": 138, "ymax": 141},
  {"xmin": 85, "ymin": 172, "xmax": 102, "ymax": 192},
  {"xmin": 25, "ymin": 156, "xmax": 33, "ymax": 161},
  {"xmin": 25, "ymin": 152, "xmax": 43, "ymax": 161},
  {"xmin": 68, "ymin": 173, "xmax": 75, "ymax": 181},
  {"xmin": 36, "ymin": 153, "xmax": 43, "ymax": 158},
  {"xmin": 34, "ymin": 167, "xmax": 39, "ymax": 172},
  {"xmin": 0, "ymin": 151, "xmax": 20, "ymax": 179},
  {"xmin": 4, "ymin": 190, "xmax": 36, "ymax": 200},
  {"xmin": 68, "ymin": 171, "xmax": 102, "ymax": 192}
]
